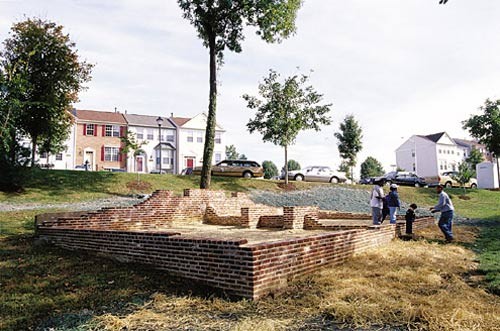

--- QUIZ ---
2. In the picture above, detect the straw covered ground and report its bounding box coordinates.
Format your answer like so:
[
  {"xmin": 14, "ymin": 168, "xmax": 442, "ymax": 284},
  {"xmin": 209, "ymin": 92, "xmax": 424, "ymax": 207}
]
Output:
[{"xmin": 84, "ymin": 225, "xmax": 500, "ymax": 331}]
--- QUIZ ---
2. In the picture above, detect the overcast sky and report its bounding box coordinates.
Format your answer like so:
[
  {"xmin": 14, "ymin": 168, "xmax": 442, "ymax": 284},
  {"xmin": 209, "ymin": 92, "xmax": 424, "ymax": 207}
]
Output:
[{"xmin": 2, "ymin": 0, "xmax": 500, "ymax": 175}]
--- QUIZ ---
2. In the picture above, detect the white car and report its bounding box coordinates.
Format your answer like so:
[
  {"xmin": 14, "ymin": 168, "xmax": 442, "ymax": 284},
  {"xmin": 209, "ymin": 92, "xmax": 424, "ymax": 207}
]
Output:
[{"xmin": 288, "ymin": 166, "xmax": 347, "ymax": 183}]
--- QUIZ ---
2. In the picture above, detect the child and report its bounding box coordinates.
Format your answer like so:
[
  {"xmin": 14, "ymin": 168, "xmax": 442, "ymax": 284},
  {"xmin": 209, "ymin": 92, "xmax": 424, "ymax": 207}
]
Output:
[{"xmin": 405, "ymin": 203, "xmax": 417, "ymax": 235}]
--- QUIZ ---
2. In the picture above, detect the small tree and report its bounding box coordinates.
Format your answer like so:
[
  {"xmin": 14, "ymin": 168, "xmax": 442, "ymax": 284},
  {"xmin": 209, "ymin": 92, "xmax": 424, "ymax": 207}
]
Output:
[
  {"xmin": 178, "ymin": 0, "xmax": 301, "ymax": 189},
  {"xmin": 120, "ymin": 130, "xmax": 146, "ymax": 182},
  {"xmin": 338, "ymin": 161, "xmax": 351, "ymax": 180},
  {"xmin": 466, "ymin": 147, "xmax": 484, "ymax": 175},
  {"xmin": 360, "ymin": 156, "xmax": 384, "ymax": 179},
  {"xmin": 334, "ymin": 115, "xmax": 363, "ymax": 181},
  {"xmin": 453, "ymin": 162, "xmax": 474, "ymax": 194},
  {"xmin": 244, "ymin": 69, "xmax": 332, "ymax": 184},
  {"xmin": 287, "ymin": 159, "xmax": 301, "ymax": 171},
  {"xmin": 262, "ymin": 160, "xmax": 279, "ymax": 179},
  {"xmin": 225, "ymin": 144, "xmax": 246, "ymax": 160},
  {"xmin": 463, "ymin": 99, "xmax": 500, "ymax": 187}
]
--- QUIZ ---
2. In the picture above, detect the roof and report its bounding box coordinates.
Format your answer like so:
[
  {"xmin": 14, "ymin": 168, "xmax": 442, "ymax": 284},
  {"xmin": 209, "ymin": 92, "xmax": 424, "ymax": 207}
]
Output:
[
  {"xmin": 418, "ymin": 132, "xmax": 446, "ymax": 143},
  {"xmin": 124, "ymin": 113, "xmax": 175, "ymax": 129},
  {"xmin": 171, "ymin": 117, "xmax": 191, "ymax": 127},
  {"xmin": 453, "ymin": 138, "xmax": 485, "ymax": 149},
  {"xmin": 73, "ymin": 109, "xmax": 127, "ymax": 124}
]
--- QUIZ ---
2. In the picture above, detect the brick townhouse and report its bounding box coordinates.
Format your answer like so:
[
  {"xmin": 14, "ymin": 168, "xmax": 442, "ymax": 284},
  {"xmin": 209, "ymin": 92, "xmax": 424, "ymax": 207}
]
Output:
[{"xmin": 72, "ymin": 109, "xmax": 127, "ymax": 171}]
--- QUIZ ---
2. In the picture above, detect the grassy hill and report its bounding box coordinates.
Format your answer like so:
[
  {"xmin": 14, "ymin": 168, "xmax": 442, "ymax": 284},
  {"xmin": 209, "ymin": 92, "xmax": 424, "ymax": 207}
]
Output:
[{"xmin": 0, "ymin": 169, "xmax": 499, "ymax": 330}]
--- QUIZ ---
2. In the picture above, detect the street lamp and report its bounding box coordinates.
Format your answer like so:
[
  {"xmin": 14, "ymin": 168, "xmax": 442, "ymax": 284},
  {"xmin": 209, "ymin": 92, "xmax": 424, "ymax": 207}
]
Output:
[{"xmin": 156, "ymin": 116, "xmax": 163, "ymax": 174}]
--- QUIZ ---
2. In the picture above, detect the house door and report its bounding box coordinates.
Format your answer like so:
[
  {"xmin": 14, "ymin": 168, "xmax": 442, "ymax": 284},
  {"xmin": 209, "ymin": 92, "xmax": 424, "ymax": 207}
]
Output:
[
  {"xmin": 85, "ymin": 151, "xmax": 94, "ymax": 171},
  {"xmin": 136, "ymin": 156, "xmax": 144, "ymax": 172},
  {"xmin": 186, "ymin": 158, "xmax": 194, "ymax": 168}
]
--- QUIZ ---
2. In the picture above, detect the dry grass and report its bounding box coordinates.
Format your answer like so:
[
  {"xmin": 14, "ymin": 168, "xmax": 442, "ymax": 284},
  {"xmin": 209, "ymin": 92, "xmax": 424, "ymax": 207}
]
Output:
[{"xmin": 86, "ymin": 226, "xmax": 500, "ymax": 331}]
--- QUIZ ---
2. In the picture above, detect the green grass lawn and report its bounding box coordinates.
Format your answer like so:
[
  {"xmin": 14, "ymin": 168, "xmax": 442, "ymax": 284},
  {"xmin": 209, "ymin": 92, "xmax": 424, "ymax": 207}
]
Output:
[{"xmin": 0, "ymin": 170, "xmax": 498, "ymax": 330}]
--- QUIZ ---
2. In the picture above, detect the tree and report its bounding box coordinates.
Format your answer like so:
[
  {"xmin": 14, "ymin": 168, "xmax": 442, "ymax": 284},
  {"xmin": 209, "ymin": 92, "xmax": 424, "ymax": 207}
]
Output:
[
  {"xmin": 287, "ymin": 159, "xmax": 301, "ymax": 171},
  {"xmin": 225, "ymin": 144, "xmax": 247, "ymax": 160},
  {"xmin": 121, "ymin": 130, "xmax": 146, "ymax": 182},
  {"xmin": 1, "ymin": 18, "xmax": 92, "ymax": 166},
  {"xmin": 462, "ymin": 99, "xmax": 500, "ymax": 186},
  {"xmin": 244, "ymin": 69, "xmax": 331, "ymax": 184},
  {"xmin": 465, "ymin": 147, "xmax": 484, "ymax": 175},
  {"xmin": 262, "ymin": 160, "xmax": 278, "ymax": 179},
  {"xmin": 338, "ymin": 160, "xmax": 351, "ymax": 179},
  {"xmin": 178, "ymin": 0, "xmax": 301, "ymax": 189},
  {"xmin": 334, "ymin": 115, "xmax": 363, "ymax": 181},
  {"xmin": 360, "ymin": 156, "xmax": 384, "ymax": 179},
  {"xmin": 453, "ymin": 162, "xmax": 474, "ymax": 194}
]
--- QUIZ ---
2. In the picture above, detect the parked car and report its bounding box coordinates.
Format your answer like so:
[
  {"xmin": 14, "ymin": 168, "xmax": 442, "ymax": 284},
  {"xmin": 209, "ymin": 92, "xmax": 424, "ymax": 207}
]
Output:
[
  {"xmin": 288, "ymin": 166, "xmax": 347, "ymax": 183},
  {"xmin": 193, "ymin": 160, "xmax": 264, "ymax": 178},
  {"xmin": 426, "ymin": 171, "xmax": 478, "ymax": 188},
  {"xmin": 390, "ymin": 173, "xmax": 427, "ymax": 187},
  {"xmin": 359, "ymin": 177, "xmax": 375, "ymax": 185},
  {"xmin": 74, "ymin": 164, "xmax": 87, "ymax": 171}
]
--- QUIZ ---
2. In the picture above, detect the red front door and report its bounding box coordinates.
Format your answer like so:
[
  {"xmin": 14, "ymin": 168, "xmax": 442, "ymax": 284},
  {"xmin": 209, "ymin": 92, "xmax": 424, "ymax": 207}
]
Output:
[{"xmin": 186, "ymin": 158, "xmax": 194, "ymax": 168}]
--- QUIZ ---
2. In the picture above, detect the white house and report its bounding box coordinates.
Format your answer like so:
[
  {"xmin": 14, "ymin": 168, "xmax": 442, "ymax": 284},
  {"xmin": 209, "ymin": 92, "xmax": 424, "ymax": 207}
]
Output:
[
  {"xmin": 123, "ymin": 113, "xmax": 177, "ymax": 174},
  {"xmin": 396, "ymin": 132, "xmax": 466, "ymax": 177},
  {"xmin": 171, "ymin": 113, "xmax": 225, "ymax": 171}
]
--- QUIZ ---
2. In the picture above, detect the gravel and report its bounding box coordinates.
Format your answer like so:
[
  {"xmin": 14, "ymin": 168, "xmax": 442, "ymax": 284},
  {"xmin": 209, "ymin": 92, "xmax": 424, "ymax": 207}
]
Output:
[
  {"xmin": 250, "ymin": 186, "xmax": 469, "ymax": 222},
  {"xmin": 0, "ymin": 196, "xmax": 145, "ymax": 212}
]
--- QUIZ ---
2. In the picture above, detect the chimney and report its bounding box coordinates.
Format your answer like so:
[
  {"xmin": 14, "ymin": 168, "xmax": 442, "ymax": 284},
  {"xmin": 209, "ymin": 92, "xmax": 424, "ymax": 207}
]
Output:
[
  {"xmin": 125, "ymin": 109, "xmax": 127, "ymax": 114},
  {"xmin": 171, "ymin": 112, "xmax": 174, "ymax": 118},
  {"xmin": 114, "ymin": 107, "xmax": 117, "ymax": 113}
]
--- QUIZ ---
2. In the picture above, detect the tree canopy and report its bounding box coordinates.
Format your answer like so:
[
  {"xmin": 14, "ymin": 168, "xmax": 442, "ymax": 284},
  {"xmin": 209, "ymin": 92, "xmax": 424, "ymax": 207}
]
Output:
[
  {"xmin": 225, "ymin": 144, "xmax": 247, "ymax": 160},
  {"xmin": 178, "ymin": 0, "xmax": 301, "ymax": 189},
  {"xmin": 465, "ymin": 147, "xmax": 484, "ymax": 173},
  {"xmin": 244, "ymin": 69, "xmax": 331, "ymax": 184},
  {"xmin": 262, "ymin": 160, "xmax": 279, "ymax": 179},
  {"xmin": 334, "ymin": 115, "xmax": 363, "ymax": 180},
  {"xmin": 0, "ymin": 18, "xmax": 92, "ymax": 165},
  {"xmin": 360, "ymin": 156, "xmax": 384, "ymax": 179}
]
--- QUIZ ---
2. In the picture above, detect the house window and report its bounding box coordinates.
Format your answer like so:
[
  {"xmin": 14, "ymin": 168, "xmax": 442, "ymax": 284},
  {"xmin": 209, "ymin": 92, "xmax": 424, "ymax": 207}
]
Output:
[
  {"xmin": 451, "ymin": 150, "xmax": 454, "ymax": 155},
  {"xmin": 167, "ymin": 133, "xmax": 174, "ymax": 142},
  {"xmin": 136, "ymin": 129, "xmax": 144, "ymax": 140},
  {"xmin": 104, "ymin": 147, "xmax": 120, "ymax": 161},
  {"xmin": 187, "ymin": 131, "xmax": 194, "ymax": 142},
  {"xmin": 147, "ymin": 130, "xmax": 154, "ymax": 140},
  {"xmin": 86, "ymin": 124, "xmax": 95, "ymax": 136},
  {"xmin": 40, "ymin": 152, "xmax": 48, "ymax": 159},
  {"xmin": 215, "ymin": 152, "xmax": 222, "ymax": 163},
  {"xmin": 56, "ymin": 153, "xmax": 63, "ymax": 161},
  {"xmin": 105, "ymin": 125, "xmax": 120, "ymax": 137},
  {"xmin": 412, "ymin": 163, "xmax": 416, "ymax": 171},
  {"xmin": 159, "ymin": 135, "xmax": 164, "ymax": 142},
  {"xmin": 411, "ymin": 152, "xmax": 415, "ymax": 157},
  {"xmin": 197, "ymin": 131, "xmax": 203, "ymax": 143},
  {"xmin": 447, "ymin": 150, "xmax": 450, "ymax": 154},
  {"xmin": 215, "ymin": 132, "xmax": 221, "ymax": 144}
]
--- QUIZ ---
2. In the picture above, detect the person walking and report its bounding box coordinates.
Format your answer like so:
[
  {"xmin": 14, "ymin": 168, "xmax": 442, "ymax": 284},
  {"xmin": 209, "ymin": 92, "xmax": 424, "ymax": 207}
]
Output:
[
  {"xmin": 430, "ymin": 184, "xmax": 455, "ymax": 242},
  {"xmin": 370, "ymin": 179, "xmax": 385, "ymax": 225},
  {"xmin": 387, "ymin": 184, "xmax": 401, "ymax": 224}
]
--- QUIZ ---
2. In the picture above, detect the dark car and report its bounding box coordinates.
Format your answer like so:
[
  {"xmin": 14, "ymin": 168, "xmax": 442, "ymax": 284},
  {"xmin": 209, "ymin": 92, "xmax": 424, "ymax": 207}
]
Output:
[
  {"xmin": 391, "ymin": 173, "xmax": 427, "ymax": 187},
  {"xmin": 359, "ymin": 177, "xmax": 374, "ymax": 185}
]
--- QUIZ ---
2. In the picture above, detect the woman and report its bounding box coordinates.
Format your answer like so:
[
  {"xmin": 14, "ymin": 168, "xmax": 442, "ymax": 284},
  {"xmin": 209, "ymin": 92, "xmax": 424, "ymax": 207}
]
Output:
[{"xmin": 387, "ymin": 183, "xmax": 400, "ymax": 224}]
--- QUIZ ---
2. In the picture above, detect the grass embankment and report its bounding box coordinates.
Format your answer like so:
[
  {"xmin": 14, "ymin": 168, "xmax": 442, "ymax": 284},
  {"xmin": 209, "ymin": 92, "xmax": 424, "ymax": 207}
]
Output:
[{"xmin": 0, "ymin": 170, "xmax": 499, "ymax": 330}]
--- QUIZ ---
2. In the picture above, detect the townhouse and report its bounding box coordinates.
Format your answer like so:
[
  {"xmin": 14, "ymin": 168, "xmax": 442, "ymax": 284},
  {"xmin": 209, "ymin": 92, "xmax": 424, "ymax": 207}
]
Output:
[
  {"xmin": 123, "ymin": 113, "xmax": 177, "ymax": 174},
  {"xmin": 171, "ymin": 113, "xmax": 225, "ymax": 172},
  {"xmin": 72, "ymin": 109, "xmax": 127, "ymax": 171}
]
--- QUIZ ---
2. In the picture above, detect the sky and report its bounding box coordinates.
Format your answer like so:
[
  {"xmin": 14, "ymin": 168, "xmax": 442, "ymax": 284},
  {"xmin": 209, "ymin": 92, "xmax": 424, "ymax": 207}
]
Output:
[{"xmin": 1, "ymin": 0, "xmax": 500, "ymax": 176}]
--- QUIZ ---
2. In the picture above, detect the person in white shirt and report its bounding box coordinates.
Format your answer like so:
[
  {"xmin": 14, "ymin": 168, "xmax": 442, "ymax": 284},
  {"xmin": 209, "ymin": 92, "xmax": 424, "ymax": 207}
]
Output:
[{"xmin": 370, "ymin": 179, "xmax": 386, "ymax": 225}]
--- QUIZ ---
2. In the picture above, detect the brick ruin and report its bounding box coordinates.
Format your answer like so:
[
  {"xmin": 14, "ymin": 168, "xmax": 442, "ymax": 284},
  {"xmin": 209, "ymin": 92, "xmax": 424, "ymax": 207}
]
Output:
[{"xmin": 36, "ymin": 189, "xmax": 435, "ymax": 299}]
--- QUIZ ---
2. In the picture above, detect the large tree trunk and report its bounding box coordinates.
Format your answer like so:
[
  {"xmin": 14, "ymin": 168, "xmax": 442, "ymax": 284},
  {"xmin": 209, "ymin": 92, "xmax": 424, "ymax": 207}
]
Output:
[
  {"xmin": 31, "ymin": 136, "xmax": 37, "ymax": 167},
  {"xmin": 200, "ymin": 34, "xmax": 217, "ymax": 189},
  {"xmin": 284, "ymin": 145, "xmax": 288, "ymax": 185}
]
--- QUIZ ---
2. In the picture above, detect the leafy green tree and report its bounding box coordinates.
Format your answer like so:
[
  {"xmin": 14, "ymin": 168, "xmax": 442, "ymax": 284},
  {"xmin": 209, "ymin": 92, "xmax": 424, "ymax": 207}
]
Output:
[
  {"xmin": 1, "ymin": 18, "xmax": 92, "ymax": 165},
  {"xmin": 178, "ymin": 0, "xmax": 301, "ymax": 189},
  {"xmin": 244, "ymin": 69, "xmax": 331, "ymax": 184},
  {"xmin": 225, "ymin": 144, "xmax": 247, "ymax": 160},
  {"xmin": 338, "ymin": 160, "xmax": 350, "ymax": 179},
  {"xmin": 360, "ymin": 156, "xmax": 384, "ymax": 179},
  {"xmin": 262, "ymin": 160, "xmax": 278, "ymax": 179},
  {"xmin": 453, "ymin": 162, "xmax": 474, "ymax": 194},
  {"xmin": 334, "ymin": 115, "xmax": 363, "ymax": 181},
  {"xmin": 462, "ymin": 99, "xmax": 500, "ymax": 186},
  {"xmin": 465, "ymin": 147, "xmax": 484, "ymax": 175},
  {"xmin": 287, "ymin": 159, "xmax": 301, "ymax": 171}
]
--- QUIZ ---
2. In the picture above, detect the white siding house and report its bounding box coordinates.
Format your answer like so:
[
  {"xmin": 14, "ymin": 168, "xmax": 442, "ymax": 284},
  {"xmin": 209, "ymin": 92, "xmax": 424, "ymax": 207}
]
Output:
[
  {"xmin": 123, "ymin": 113, "xmax": 177, "ymax": 174},
  {"xmin": 171, "ymin": 113, "xmax": 225, "ymax": 172},
  {"xmin": 396, "ymin": 132, "xmax": 466, "ymax": 177}
]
